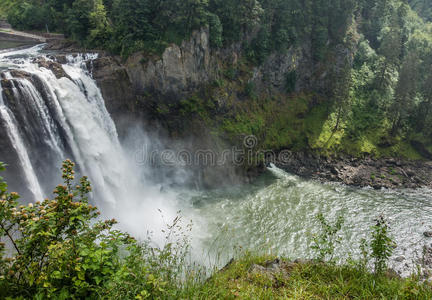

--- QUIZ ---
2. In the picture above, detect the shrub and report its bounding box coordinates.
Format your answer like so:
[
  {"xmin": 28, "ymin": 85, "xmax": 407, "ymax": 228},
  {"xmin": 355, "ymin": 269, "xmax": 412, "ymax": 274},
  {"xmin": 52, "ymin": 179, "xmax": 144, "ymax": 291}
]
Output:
[
  {"xmin": 311, "ymin": 213, "xmax": 344, "ymax": 262},
  {"xmin": 0, "ymin": 160, "xmax": 166, "ymax": 299},
  {"xmin": 370, "ymin": 215, "xmax": 394, "ymax": 274}
]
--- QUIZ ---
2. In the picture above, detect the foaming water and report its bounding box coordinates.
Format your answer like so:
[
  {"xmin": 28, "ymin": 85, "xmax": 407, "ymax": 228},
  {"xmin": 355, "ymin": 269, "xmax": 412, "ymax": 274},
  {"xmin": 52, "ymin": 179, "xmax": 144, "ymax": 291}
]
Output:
[
  {"xmin": 0, "ymin": 86, "xmax": 44, "ymax": 200},
  {"xmin": 189, "ymin": 165, "xmax": 432, "ymax": 276}
]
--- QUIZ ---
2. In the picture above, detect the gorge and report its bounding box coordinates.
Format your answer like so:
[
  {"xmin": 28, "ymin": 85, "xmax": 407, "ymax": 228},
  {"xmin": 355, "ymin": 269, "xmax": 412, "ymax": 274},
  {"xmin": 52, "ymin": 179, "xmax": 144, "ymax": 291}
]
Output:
[
  {"xmin": 1, "ymin": 44, "xmax": 432, "ymax": 280},
  {"xmin": 2, "ymin": 0, "xmax": 432, "ymax": 297}
]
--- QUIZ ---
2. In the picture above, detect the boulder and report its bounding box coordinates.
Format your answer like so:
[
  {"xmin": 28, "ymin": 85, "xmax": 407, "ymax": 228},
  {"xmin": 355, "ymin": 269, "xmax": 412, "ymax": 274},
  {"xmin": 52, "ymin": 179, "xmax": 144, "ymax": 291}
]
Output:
[
  {"xmin": 248, "ymin": 259, "xmax": 293, "ymax": 282},
  {"xmin": 395, "ymin": 256, "xmax": 405, "ymax": 262},
  {"xmin": 32, "ymin": 57, "xmax": 71, "ymax": 80}
]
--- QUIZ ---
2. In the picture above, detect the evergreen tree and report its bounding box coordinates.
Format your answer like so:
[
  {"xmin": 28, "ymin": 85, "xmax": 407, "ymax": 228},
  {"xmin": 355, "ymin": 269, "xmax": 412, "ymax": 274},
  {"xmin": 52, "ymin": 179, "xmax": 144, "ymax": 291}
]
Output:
[{"xmin": 390, "ymin": 53, "xmax": 419, "ymax": 133}]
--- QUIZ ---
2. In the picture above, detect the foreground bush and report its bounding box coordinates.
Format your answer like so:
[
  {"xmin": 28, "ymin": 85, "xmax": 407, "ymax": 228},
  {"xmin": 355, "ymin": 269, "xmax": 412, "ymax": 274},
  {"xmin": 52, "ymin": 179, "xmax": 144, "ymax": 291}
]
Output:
[{"xmin": 0, "ymin": 160, "xmax": 178, "ymax": 299}]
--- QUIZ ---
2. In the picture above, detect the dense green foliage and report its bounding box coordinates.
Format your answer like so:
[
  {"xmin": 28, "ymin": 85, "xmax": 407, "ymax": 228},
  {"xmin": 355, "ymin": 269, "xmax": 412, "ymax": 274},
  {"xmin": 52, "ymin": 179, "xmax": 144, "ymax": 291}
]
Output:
[
  {"xmin": 408, "ymin": 0, "xmax": 432, "ymax": 21},
  {"xmin": 0, "ymin": 0, "xmax": 360, "ymax": 59},
  {"xmin": 0, "ymin": 161, "xmax": 197, "ymax": 299},
  {"xmin": 93, "ymin": 0, "xmax": 432, "ymax": 159}
]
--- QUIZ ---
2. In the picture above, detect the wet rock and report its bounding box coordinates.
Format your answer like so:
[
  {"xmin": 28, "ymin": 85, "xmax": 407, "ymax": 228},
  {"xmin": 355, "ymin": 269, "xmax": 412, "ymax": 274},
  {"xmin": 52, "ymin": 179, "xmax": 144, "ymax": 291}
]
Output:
[
  {"xmin": 420, "ymin": 245, "xmax": 432, "ymax": 268},
  {"xmin": 406, "ymin": 169, "xmax": 416, "ymax": 177},
  {"xmin": 330, "ymin": 166, "xmax": 339, "ymax": 175},
  {"xmin": 249, "ymin": 259, "xmax": 293, "ymax": 281},
  {"xmin": 395, "ymin": 256, "xmax": 405, "ymax": 262},
  {"xmin": 55, "ymin": 55, "xmax": 68, "ymax": 64},
  {"xmin": 386, "ymin": 268, "xmax": 401, "ymax": 279},
  {"xmin": 91, "ymin": 56, "xmax": 137, "ymax": 121},
  {"xmin": 276, "ymin": 151, "xmax": 432, "ymax": 190},
  {"xmin": 32, "ymin": 57, "xmax": 70, "ymax": 80},
  {"xmin": 43, "ymin": 39, "xmax": 82, "ymax": 52},
  {"xmin": 8, "ymin": 69, "xmax": 32, "ymax": 79}
]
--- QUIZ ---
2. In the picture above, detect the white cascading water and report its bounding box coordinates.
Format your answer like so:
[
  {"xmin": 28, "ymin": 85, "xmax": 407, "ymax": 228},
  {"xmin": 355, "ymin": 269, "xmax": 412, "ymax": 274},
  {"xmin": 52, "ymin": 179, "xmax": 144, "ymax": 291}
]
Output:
[
  {"xmin": 0, "ymin": 45, "xmax": 180, "ymax": 244},
  {"xmin": 0, "ymin": 85, "xmax": 44, "ymax": 200},
  {"xmin": 0, "ymin": 46, "xmax": 132, "ymax": 202},
  {"xmin": 11, "ymin": 77, "xmax": 64, "ymax": 158}
]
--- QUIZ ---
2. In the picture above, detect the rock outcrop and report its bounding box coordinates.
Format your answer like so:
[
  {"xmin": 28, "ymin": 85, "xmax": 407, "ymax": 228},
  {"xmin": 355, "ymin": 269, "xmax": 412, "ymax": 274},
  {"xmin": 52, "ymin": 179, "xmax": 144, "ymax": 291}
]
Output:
[
  {"xmin": 90, "ymin": 56, "xmax": 137, "ymax": 121},
  {"xmin": 33, "ymin": 57, "xmax": 71, "ymax": 80},
  {"xmin": 125, "ymin": 28, "xmax": 216, "ymax": 102},
  {"xmin": 276, "ymin": 153, "xmax": 432, "ymax": 189},
  {"xmin": 92, "ymin": 27, "xmax": 317, "ymax": 107}
]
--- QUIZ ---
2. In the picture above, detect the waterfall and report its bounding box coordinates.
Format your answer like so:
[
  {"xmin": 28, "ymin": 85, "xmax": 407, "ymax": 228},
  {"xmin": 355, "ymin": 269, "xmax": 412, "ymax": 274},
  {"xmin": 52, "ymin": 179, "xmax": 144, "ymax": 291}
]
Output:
[
  {"xmin": 0, "ymin": 85, "xmax": 44, "ymax": 200},
  {"xmin": 0, "ymin": 46, "xmax": 134, "ymax": 205},
  {"xmin": 0, "ymin": 45, "xmax": 182, "ymax": 245}
]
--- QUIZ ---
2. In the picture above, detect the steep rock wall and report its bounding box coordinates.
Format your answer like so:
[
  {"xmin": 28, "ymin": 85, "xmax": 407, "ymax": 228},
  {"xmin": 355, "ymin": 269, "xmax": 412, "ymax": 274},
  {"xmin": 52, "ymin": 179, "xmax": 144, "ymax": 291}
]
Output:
[
  {"xmin": 90, "ymin": 28, "xmax": 352, "ymax": 187},
  {"xmin": 126, "ymin": 29, "xmax": 215, "ymax": 100}
]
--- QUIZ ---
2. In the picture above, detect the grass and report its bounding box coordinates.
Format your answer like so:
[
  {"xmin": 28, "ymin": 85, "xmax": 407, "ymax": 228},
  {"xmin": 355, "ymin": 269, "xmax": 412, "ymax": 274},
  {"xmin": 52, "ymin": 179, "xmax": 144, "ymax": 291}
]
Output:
[
  {"xmin": 190, "ymin": 254, "xmax": 432, "ymax": 299},
  {"xmin": 2, "ymin": 160, "xmax": 431, "ymax": 299}
]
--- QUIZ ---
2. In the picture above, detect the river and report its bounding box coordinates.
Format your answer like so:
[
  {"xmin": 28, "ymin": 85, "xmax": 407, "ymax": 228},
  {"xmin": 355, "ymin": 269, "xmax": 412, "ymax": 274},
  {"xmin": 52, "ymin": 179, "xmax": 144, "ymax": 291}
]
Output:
[{"xmin": 183, "ymin": 165, "xmax": 432, "ymax": 276}]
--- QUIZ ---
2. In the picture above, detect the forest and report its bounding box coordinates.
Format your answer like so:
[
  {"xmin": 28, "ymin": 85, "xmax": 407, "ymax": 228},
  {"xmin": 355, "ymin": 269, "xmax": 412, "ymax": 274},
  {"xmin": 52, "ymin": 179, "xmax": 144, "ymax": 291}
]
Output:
[{"xmin": 0, "ymin": 1, "xmax": 431, "ymax": 157}]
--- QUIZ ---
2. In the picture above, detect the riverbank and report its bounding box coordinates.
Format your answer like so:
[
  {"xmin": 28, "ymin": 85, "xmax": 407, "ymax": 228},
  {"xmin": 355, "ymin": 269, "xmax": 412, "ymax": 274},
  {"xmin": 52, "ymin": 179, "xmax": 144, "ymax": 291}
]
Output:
[
  {"xmin": 197, "ymin": 254, "xmax": 432, "ymax": 299},
  {"xmin": 277, "ymin": 153, "xmax": 432, "ymax": 189},
  {"xmin": 0, "ymin": 20, "xmax": 65, "ymax": 51},
  {"xmin": 0, "ymin": 40, "xmax": 34, "ymax": 51}
]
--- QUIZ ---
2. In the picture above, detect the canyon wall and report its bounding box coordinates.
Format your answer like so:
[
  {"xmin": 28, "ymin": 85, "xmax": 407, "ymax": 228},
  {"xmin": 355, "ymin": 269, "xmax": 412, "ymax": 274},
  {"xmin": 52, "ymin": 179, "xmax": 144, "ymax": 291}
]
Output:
[{"xmin": 89, "ymin": 28, "xmax": 353, "ymax": 187}]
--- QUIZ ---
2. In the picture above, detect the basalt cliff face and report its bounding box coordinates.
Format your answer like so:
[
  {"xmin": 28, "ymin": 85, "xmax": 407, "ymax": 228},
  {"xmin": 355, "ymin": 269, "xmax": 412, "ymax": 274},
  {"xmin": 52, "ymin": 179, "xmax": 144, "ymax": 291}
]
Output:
[
  {"xmin": 87, "ymin": 28, "xmax": 354, "ymax": 187},
  {"xmin": 92, "ymin": 28, "xmax": 351, "ymax": 121},
  {"xmin": 126, "ymin": 29, "xmax": 216, "ymax": 100},
  {"xmin": 90, "ymin": 29, "xmax": 219, "ymax": 119}
]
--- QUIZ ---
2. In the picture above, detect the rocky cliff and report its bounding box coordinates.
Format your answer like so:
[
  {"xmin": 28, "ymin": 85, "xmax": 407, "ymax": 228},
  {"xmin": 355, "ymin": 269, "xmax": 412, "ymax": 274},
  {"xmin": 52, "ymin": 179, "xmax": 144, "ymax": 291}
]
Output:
[
  {"xmin": 126, "ymin": 29, "xmax": 215, "ymax": 100},
  {"xmin": 43, "ymin": 24, "xmax": 432, "ymax": 189},
  {"xmin": 86, "ymin": 27, "xmax": 356, "ymax": 187},
  {"xmin": 93, "ymin": 27, "xmax": 354, "ymax": 113}
]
